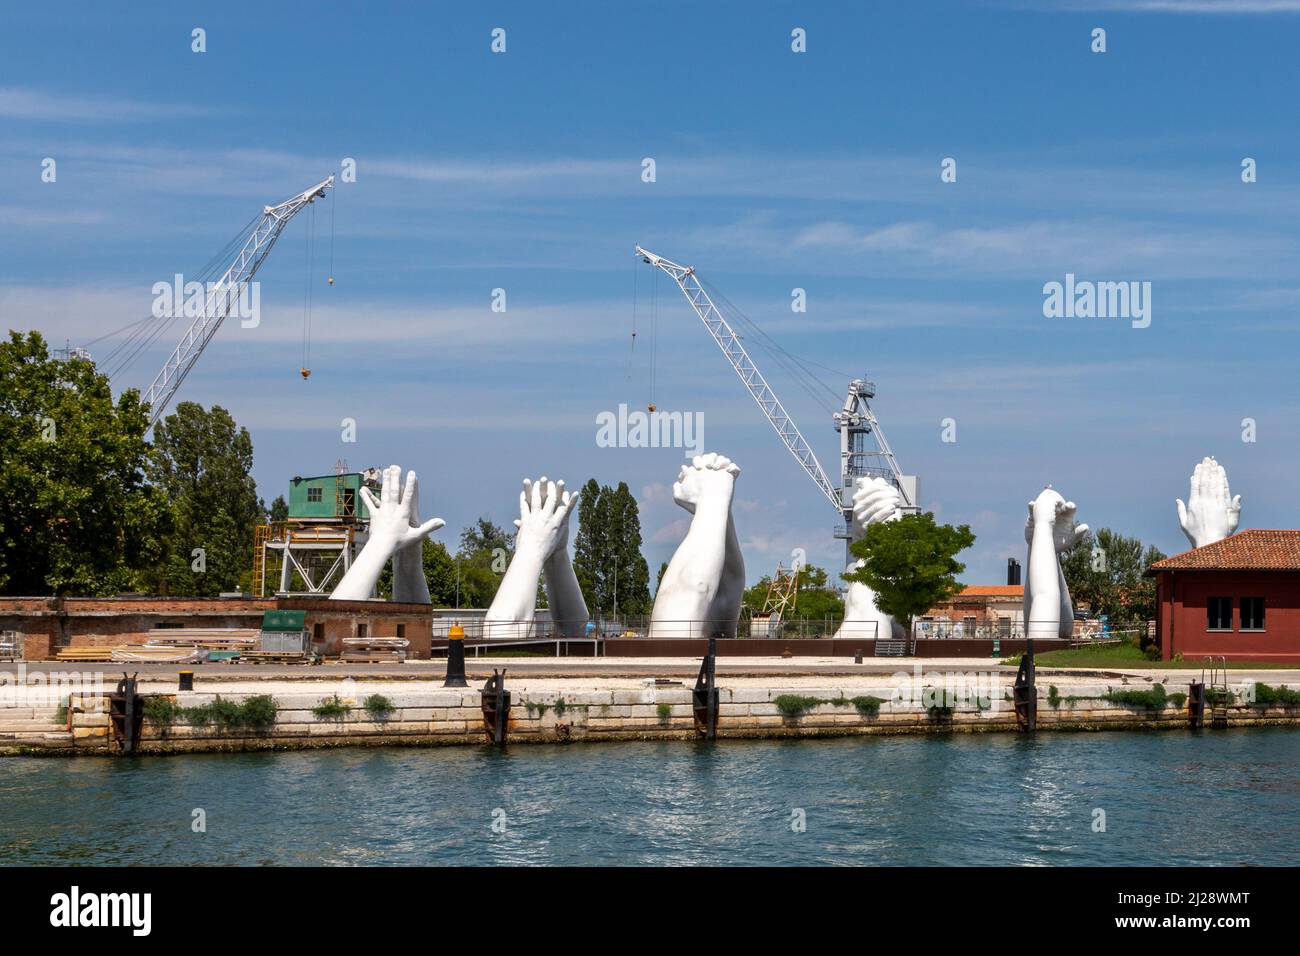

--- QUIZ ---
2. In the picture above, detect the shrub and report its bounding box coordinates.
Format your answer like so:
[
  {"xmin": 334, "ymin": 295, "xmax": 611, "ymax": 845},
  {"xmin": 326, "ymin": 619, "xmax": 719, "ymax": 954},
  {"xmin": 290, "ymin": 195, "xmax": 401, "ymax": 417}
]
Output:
[
  {"xmin": 923, "ymin": 687, "xmax": 955, "ymax": 718},
  {"xmin": 1047, "ymin": 685, "xmax": 1061, "ymax": 709},
  {"xmin": 1103, "ymin": 683, "xmax": 1168, "ymax": 710},
  {"xmin": 553, "ymin": 697, "xmax": 567, "ymax": 716},
  {"xmin": 363, "ymin": 694, "xmax": 395, "ymax": 721},
  {"xmin": 183, "ymin": 694, "xmax": 277, "ymax": 732},
  {"xmin": 850, "ymin": 695, "xmax": 884, "ymax": 717},
  {"xmin": 54, "ymin": 702, "xmax": 68, "ymax": 726},
  {"xmin": 311, "ymin": 695, "xmax": 351, "ymax": 720},
  {"xmin": 656, "ymin": 702, "xmax": 672, "ymax": 721},
  {"xmin": 143, "ymin": 696, "xmax": 180, "ymax": 730},
  {"xmin": 1252, "ymin": 682, "xmax": 1300, "ymax": 707},
  {"xmin": 773, "ymin": 694, "xmax": 822, "ymax": 718},
  {"xmin": 1168, "ymin": 691, "xmax": 1187, "ymax": 709}
]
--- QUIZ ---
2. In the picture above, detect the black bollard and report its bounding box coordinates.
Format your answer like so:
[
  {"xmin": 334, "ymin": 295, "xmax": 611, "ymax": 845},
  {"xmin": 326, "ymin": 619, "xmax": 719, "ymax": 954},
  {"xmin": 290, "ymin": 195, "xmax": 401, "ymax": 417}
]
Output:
[{"xmin": 444, "ymin": 624, "xmax": 468, "ymax": 688}]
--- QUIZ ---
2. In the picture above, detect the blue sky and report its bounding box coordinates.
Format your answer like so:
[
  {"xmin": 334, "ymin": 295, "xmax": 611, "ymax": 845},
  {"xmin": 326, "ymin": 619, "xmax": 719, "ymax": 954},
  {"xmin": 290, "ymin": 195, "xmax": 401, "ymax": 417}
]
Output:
[{"xmin": 3, "ymin": 0, "xmax": 1300, "ymax": 587}]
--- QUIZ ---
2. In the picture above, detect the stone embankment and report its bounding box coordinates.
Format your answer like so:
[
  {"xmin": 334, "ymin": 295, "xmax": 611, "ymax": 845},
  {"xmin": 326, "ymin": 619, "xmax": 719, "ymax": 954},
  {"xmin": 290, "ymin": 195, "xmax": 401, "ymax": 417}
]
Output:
[{"xmin": 2, "ymin": 665, "xmax": 1297, "ymax": 754}]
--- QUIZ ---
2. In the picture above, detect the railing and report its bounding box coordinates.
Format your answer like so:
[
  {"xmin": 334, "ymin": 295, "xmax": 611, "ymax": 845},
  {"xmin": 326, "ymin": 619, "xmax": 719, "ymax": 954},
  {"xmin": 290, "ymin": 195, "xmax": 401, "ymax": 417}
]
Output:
[{"xmin": 430, "ymin": 617, "xmax": 881, "ymax": 642}]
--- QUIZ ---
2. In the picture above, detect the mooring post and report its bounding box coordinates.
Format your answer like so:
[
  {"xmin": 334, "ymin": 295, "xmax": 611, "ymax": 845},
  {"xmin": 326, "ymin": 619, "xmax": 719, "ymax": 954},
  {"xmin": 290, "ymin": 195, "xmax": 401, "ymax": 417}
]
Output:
[
  {"xmin": 693, "ymin": 635, "xmax": 719, "ymax": 740},
  {"xmin": 1188, "ymin": 680, "xmax": 1205, "ymax": 729},
  {"xmin": 1014, "ymin": 640, "xmax": 1036, "ymax": 732},
  {"xmin": 444, "ymin": 624, "xmax": 468, "ymax": 688},
  {"xmin": 480, "ymin": 668, "xmax": 510, "ymax": 745}
]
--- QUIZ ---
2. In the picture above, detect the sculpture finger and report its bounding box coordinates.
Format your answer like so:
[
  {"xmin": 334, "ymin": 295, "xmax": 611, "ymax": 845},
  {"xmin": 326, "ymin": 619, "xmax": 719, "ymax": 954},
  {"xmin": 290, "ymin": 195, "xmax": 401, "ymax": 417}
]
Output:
[
  {"xmin": 1176, "ymin": 498, "xmax": 1188, "ymax": 530},
  {"xmin": 360, "ymin": 486, "xmax": 382, "ymax": 515},
  {"xmin": 416, "ymin": 517, "xmax": 444, "ymax": 537}
]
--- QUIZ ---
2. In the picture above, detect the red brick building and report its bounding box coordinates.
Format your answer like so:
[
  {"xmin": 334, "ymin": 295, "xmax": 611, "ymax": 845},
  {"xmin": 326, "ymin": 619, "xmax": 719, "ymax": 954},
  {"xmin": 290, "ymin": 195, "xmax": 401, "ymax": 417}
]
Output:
[
  {"xmin": 0, "ymin": 596, "xmax": 433, "ymax": 660},
  {"xmin": 1148, "ymin": 530, "xmax": 1300, "ymax": 664}
]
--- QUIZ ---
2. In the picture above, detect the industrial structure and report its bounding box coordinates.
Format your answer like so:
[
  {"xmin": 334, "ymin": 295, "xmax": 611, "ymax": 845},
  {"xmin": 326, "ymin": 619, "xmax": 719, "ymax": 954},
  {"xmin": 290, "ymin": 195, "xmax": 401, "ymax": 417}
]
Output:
[
  {"xmin": 253, "ymin": 464, "xmax": 381, "ymax": 597},
  {"xmin": 635, "ymin": 246, "xmax": 919, "ymax": 562},
  {"xmin": 138, "ymin": 176, "xmax": 335, "ymax": 428}
]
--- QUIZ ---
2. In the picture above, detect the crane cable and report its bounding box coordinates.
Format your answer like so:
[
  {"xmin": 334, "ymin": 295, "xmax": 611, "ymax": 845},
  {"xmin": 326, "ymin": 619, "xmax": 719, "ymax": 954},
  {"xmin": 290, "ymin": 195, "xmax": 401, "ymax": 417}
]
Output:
[{"xmin": 301, "ymin": 201, "xmax": 315, "ymax": 378}]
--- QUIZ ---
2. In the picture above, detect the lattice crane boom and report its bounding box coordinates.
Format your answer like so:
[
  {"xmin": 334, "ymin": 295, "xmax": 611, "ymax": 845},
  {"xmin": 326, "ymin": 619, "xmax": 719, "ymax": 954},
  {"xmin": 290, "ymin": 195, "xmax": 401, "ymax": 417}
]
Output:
[
  {"xmin": 636, "ymin": 245, "xmax": 843, "ymax": 516},
  {"xmin": 142, "ymin": 176, "xmax": 334, "ymax": 428}
]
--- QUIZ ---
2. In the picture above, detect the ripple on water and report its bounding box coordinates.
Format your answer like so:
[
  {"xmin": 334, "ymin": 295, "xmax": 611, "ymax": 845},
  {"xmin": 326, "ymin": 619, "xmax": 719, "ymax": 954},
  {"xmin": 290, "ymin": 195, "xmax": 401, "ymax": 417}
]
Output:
[{"xmin": 1, "ymin": 729, "xmax": 1297, "ymax": 866}]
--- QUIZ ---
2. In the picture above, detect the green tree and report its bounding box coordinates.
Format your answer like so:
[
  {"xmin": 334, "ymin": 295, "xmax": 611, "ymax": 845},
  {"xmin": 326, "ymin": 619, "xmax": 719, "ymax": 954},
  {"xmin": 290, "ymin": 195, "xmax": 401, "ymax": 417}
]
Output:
[
  {"xmin": 144, "ymin": 402, "xmax": 264, "ymax": 595},
  {"xmin": 377, "ymin": 538, "xmax": 459, "ymax": 605},
  {"xmin": 844, "ymin": 513, "xmax": 976, "ymax": 634},
  {"xmin": 0, "ymin": 331, "xmax": 168, "ymax": 595},
  {"xmin": 1061, "ymin": 528, "xmax": 1166, "ymax": 627},
  {"xmin": 268, "ymin": 495, "xmax": 289, "ymax": 523},
  {"xmin": 572, "ymin": 479, "xmax": 606, "ymax": 611},
  {"xmin": 453, "ymin": 517, "xmax": 514, "ymax": 607},
  {"xmin": 571, "ymin": 479, "xmax": 651, "ymax": 615},
  {"xmin": 607, "ymin": 482, "xmax": 651, "ymax": 615}
]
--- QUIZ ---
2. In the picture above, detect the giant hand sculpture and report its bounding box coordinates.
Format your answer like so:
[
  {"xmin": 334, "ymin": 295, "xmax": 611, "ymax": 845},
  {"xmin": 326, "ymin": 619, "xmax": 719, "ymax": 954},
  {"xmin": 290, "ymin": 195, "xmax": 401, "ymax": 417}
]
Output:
[
  {"xmin": 484, "ymin": 477, "xmax": 587, "ymax": 639},
  {"xmin": 329, "ymin": 465, "xmax": 444, "ymax": 601},
  {"xmin": 1023, "ymin": 487, "xmax": 1087, "ymax": 639},
  {"xmin": 649, "ymin": 453, "xmax": 744, "ymax": 639},
  {"xmin": 833, "ymin": 476, "xmax": 904, "ymax": 641},
  {"xmin": 1176, "ymin": 456, "xmax": 1241, "ymax": 549}
]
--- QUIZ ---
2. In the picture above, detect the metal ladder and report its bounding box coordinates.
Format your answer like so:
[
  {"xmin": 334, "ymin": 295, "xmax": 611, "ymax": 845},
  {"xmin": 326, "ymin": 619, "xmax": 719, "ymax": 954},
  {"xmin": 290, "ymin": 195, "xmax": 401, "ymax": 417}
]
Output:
[{"xmin": 1204, "ymin": 656, "xmax": 1230, "ymax": 728}]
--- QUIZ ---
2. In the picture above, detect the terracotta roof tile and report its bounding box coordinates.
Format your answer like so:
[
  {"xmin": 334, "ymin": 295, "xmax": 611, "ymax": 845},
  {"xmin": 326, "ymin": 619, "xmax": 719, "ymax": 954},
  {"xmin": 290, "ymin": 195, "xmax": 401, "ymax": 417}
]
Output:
[
  {"xmin": 955, "ymin": 585, "xmax": 1024, "ymax": 597},
  {"xmin": 1147, "ymin": 529, "xmax": 1300, "ymax": 572}
]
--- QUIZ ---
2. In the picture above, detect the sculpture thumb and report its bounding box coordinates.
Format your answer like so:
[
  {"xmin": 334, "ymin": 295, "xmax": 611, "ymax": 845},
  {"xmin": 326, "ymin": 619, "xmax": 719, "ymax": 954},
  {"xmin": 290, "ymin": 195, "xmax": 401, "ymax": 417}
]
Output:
[
  {"xmin": 361, "ymin": 486, "xmax": 381, "ymax": 514},
  {"xmin": 1176, "ymin": 498, "xmax": 1188, "ymax": 528},
  {"xmin": 417, "ymin": 518, "xmax": 444, "ymax": 536}
]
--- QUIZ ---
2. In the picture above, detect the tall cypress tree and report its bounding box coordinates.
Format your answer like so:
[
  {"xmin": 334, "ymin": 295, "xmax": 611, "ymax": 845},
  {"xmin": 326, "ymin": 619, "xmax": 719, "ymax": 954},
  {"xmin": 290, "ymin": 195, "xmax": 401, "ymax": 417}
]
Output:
[
  {"xmin": 572, "ymin": 478, "xmax": 605, "ymax": 612},
  {"xmin": 608, "ymin": 482, "xmax": 651, "ymax": 615}
]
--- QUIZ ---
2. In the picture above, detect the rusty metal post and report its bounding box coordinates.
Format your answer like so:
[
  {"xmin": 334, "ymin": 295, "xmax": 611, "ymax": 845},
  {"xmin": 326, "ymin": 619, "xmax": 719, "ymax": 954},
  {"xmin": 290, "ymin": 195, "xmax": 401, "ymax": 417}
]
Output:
[
  {"xmin": 693, "ymin": 636, "xmax": 719, "ymax": 739},
  {"xmin": 1014, "ymin": 640, "xmax": 1036, "ymax": 732},
  {"xmin": 480, "ymin": 668, "xmax": 510, "ymax": 745}
]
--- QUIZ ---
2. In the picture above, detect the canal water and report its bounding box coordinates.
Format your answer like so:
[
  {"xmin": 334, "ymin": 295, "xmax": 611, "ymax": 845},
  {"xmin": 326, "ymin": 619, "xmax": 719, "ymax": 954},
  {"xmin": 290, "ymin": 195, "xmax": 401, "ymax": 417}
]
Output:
[{"xmin": 2, "ymin": 729, "xmax": 1297, "ymax": 866}]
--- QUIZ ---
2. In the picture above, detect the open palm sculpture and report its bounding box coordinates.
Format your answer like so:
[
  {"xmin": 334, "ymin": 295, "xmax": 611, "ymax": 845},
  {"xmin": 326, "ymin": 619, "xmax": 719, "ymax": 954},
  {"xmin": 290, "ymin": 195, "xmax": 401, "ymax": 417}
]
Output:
[
  {"xmin": 1023, "ymin": 487, "xmax": 1088, "ymax": 640},
  {"xmin": 1176, "ymin": 456, "xmax": 1241, "ymax": 550}
]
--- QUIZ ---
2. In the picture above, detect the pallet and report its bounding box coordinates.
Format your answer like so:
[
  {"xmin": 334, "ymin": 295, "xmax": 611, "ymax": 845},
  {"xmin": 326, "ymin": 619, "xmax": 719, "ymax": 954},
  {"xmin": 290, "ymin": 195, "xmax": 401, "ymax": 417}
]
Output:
[{"xmin": 239, "ymin": 651, "xmax": 308, "ymax": 663}]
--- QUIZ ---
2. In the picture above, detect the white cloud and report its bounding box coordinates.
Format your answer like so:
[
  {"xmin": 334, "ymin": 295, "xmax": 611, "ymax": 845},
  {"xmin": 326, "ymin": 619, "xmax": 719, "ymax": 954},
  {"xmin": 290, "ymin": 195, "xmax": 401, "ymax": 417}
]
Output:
[{"xmin": 0, "ymin": 87, "xmax": 215, "ymax": 123}]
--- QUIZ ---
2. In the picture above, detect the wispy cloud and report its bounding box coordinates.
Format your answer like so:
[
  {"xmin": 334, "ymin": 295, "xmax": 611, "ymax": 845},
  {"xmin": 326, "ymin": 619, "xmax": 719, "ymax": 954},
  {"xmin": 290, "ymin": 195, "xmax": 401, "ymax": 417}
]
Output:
[{"xmin": 0, "ymin": 87, "xmax": 216, "ymax": 123}]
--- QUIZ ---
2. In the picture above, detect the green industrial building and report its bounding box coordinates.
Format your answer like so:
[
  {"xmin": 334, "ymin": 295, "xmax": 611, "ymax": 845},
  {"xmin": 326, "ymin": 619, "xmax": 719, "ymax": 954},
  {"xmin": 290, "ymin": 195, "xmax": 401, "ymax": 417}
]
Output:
[{"xmin": 287, "ymin": 472, "xmax": 375, "ymax": 523}]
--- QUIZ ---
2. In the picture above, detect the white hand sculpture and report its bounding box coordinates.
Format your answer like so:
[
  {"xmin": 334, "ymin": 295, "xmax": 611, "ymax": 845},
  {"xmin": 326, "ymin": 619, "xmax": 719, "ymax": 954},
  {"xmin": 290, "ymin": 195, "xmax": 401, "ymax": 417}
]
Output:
[
  {"xmin": 390, "ymin": 468, "xmax": 444, "ymax": 604},
  {"xmin": 329, "ymin": 465, "xmax": 444, "ymax": 601},
  {"xmin": 834, "ymin": 476, "xmax": 903, "ymax": 641},
  {"xmin": 1024, "ymin": 494, "xmax": 1088, "ymax": 553},
  {"xmin": 651, "ymin": 453, "xmax": 743, "ymax": 639},
  {"xmin": 850, "ymin": 476, "xmax": 903, "ymax": 538},
  {"xmin": 1023, "ymin": 488, "xmax": 1086, "ymax": 639},
  {"xmin": 486, "ymin": 477, "xmax": 581, "ymax": 638},
  {"xmin": 361, "ymin": 465, "xmax": 445, "ymax": 550},
  {"xmin": 1176, "ymin": 456, "xmax": 1241, "ymax": 549},
  {"xmin": 672, "ymin": 452, "xmax": 741, "ymax": 512},
  {"xmin": 513, "ymin": 477, "xmax": 577, "ymax": 560}
]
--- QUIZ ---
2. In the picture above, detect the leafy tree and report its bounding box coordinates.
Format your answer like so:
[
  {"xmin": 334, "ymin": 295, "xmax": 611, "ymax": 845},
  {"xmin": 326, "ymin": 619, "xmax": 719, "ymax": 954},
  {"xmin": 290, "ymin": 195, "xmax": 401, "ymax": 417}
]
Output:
[
  {"xmin": 655, "ymin": 561, "xmax": 668, "ymax": 594},
  {"xmin": 377, "ymin": 538, "xmax": 459, "ymax": 605},
  {"xmin": 571, "ymin": 479, "xmax": 650, "ymax": 615},
  {"xmin": 453, "ymin": 517, "xmax": 514, "ymax": 607},
  {"xmin": 1061, "ymin": 528, "xmax": 1166, "ymax": 627},
  {"xmin": 844, "ymin": 513, "xmax": 975, "ymax": 634},
  {"xmin": 144, "ymin": 402, "xmax": 263, "ymax": 595},
  {"xmin": 268, "ymin": 495, "xmax": 289, "ymax": 523},
  {"xmin": 0, "ymin": 331, "xmax": 168, "ymax": 594}
]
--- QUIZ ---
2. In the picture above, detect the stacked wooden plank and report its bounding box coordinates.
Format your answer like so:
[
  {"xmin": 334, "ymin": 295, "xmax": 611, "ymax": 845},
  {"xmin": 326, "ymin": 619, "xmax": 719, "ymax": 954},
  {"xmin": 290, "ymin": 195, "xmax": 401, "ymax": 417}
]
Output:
[
  {"xmin": 111, "ymin": 645, "xmax": 208, "ymax": 664},
  {"xmin": 54, "ymin": 647, "xmax": 115, "ymax": 660},
  {"xmin": 145, "ymin": 628, "xmax": 259, "ymax": 650},
  {"xmin": 341, "ymin": 637, "xmax": 409, "ymax": 663}
]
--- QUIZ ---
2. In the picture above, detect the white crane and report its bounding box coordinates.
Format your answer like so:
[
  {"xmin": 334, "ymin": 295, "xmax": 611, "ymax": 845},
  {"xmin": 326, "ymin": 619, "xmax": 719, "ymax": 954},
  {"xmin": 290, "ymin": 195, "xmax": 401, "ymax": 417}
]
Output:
[
  {"xmin": 142, "ymin": 176, "xmax": 334, "ymax": 428},
  {"xmin": 635, "ymin": 245, "xmax": 917, "ymax": 549}
]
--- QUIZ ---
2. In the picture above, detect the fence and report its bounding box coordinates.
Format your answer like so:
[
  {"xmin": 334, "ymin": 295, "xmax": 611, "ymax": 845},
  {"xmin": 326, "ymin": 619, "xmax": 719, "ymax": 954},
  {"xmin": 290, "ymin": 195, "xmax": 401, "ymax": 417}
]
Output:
[{"xmin": 430, "ymin": 617, "xmax": 878, "ymax": 642}]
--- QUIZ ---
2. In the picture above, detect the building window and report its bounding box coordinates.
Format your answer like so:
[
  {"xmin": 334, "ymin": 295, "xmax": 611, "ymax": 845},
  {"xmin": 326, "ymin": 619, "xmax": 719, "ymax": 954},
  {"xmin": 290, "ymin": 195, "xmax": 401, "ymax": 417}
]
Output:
[
  {"xmin": 313, "ymin": 622, "xmax": 324, "ymax": 640},
  {"xmin": 307, "ymin": 487, "xmax": 322, "ymax": 502},
  {"xmin": 1207, "ymin": 597, "xmax": 1232, "ymax": 631},
  {"xmin": 357, "ymin": 623, "xmax": 368, "ymax": 639},
  {"xmin": 1241, "ymin": 597, "xmax": 1265, "ymax": 631},
  {"xmin": 396, "ymin": 624, "xmax": 406, "ymax": 639}
]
